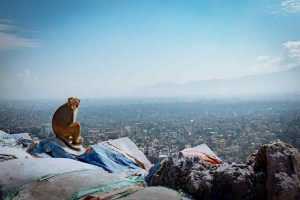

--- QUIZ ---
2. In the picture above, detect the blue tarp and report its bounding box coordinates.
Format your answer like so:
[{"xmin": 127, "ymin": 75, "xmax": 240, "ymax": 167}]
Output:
[
  {"xmin": 78, "ymin": 143, "xmax": 141, "ymax": 173},
  {"xmin": 29, "ymin": 138, "xmax": 142, "ymax": 174},
  {"xmin": 29, "ymin": 138, "xmax": 77, "ymax": 159},
  {"xmin": 145, "ymin": 162, "xmax": 161, "ymax": 184}
]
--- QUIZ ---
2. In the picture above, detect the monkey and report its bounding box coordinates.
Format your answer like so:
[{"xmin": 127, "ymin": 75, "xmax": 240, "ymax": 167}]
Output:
[{"xmin": 52, "ymin": 97, "xmax": 83, "ymax": 151}]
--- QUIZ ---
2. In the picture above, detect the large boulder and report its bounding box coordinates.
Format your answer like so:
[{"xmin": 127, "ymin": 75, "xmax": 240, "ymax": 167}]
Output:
[
  {"xmin": 249, "ymin": 141, "xmax": 300, "ymax": 200},
  {"xmin": 147, "ymin": 141, "xmax": 300, "ymax": 200},
  {"xmin": 211, "ymin": 163, "xmax": 255, "ymax": 200},
  {"xmin": 148, "ymin": 157, "xmax": 216, "ymax": 195},
  {"xmin": 148, "ymin": 158, "xmax": 255, "ymax": 200}
]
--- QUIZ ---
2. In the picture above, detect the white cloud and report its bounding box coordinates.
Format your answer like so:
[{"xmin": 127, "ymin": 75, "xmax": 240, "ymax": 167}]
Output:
[
  {"xmin": 281, "ymin": 0, "xmax": 300, "ymax": 13},
  {"xmin": 253, "ymin": 40, "xmax": 300, "ymax": 74},
  {"xmin": 0, "ymin": 32, "xmax": 38, "ymax": 49},
  {"xmin": 0, "ymin": 19, "xmax": 38, "ymax": 49},
  {"xmin": 253, "ymin": 55, "xmax": 285, "ymax": 73},
  {"xmin": 256, "ymin": 56, "xmax": 283, "ymax": 67},
  {"xmin": 283, "ymin": 40, "xmax": 300, "ymax": 59}
]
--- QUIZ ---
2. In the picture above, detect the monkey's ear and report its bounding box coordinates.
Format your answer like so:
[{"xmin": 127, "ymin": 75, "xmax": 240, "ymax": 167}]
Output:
[{"xmin": 68, "ymin": 97, "xmax": 73, "ymax": 103}]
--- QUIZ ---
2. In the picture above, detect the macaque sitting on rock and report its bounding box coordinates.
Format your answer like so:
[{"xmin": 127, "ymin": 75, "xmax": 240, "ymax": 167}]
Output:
[{"xmin": 52, "ymin": 97, "xmax": 83, "ymax": 151}]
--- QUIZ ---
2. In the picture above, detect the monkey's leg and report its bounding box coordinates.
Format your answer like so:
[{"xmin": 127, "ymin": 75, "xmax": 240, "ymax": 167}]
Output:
[
  {"xmin": 69, "ymin": 122, "xmax": 82, "ymax": 145},
  {"xmin": 53, "ymin": 125, "xmax": 69, "ymax": 140},
  {"xmin": 53, "ymin": 124, "xmax": 81, "ymax": 151}
]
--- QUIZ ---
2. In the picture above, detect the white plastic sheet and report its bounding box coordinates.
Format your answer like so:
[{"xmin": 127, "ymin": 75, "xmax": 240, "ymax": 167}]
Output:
[
  {"xmin": 0, "ymin": 158, "xmax": 100, "ymax": 191},
  {"xmin": 0, "ymin": 130, "xmax": 17, "ymax": 147},
  {"xmin": 0, "ymin": 146, "xmax": 33, "ymax": 160},
  {"xmin": 180, "ymin": 143, "xmax": 222, "ymax": 164},
  {"xmin": 10, "ymin": 133, "xmax": 32, "ymax": 141},
  {"xmin": 104, "ymin": 137, "xmax": 152, "ymax": 171}
]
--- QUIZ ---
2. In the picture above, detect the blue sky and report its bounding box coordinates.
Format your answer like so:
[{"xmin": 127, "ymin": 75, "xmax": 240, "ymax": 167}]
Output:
[{"xmin": 0, "ymin": 0, "xmax": 300, "ymax": 99}]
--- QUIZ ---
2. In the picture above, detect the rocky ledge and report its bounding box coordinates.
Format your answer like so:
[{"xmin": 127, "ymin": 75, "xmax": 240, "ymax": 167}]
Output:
[{"xmin": 147, "ymin": 141, "xmax": 300, "ymax": 200}]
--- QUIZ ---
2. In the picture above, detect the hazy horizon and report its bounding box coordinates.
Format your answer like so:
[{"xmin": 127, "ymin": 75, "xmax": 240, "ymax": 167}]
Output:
[{"xmin": 1, "ymin": 0, "xmax": 300, "ymax": 99}]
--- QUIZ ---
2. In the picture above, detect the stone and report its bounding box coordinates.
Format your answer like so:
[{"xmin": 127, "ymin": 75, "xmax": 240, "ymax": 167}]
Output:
[
  {"xmin": 250, "ymin": 141, "xmax": 300, "ymax": 200},
  {"xmin": 147, "ymin": 140, "xmax": 300, "ymax": 200}
]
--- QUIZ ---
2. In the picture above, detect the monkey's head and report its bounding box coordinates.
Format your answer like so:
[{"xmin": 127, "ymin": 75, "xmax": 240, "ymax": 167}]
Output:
[{"xmin": 67, "ymin": 97, "xmax": 80, "ymax": 111}]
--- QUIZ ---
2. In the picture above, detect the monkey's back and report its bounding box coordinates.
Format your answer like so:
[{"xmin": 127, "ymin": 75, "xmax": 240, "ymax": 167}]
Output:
[{"xmin": 52, "ymin": 103, "xmax": 73, "ymax": 128}]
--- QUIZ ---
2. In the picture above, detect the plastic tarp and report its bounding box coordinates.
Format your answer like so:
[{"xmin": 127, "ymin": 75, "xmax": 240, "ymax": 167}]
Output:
[
  {"xmin": 7, "ymin": 170, "xmax": 183, "ymax": 200},
  {"xmin": 104, "ymin": 137, "xmax": 152, "ymax": 171},
  {"xmin": 0, "ymin": 158, "xmax": 100, "ymax": 193},
  {"xmin": 7, "ymin": 169, "xmax": 144, "ymax": 200},
  {"xmin": 0, "ymin": 131, "xmax": 33, "ymax": 162},
  {"xmin": 0, "ymin": 131, "xmax": 34, "ymax": 148},
  {"xmin": 145, "ymin": 162, "xmax": 161, "ymax": 184},
  {"xmin": 120, "ymin": 186, "xmax": 185, "ymax": 200},
  {"xmin": 180, "ymin": 143, "xmax": 222, "ymax": 164},
  {"xmin": 28, "ymin": 137, "xmax": 151, "ymax": 175},
  {"xmin": 81, "ymin": 186, "xmax": 186, "ymax": 200},
  {"xmin": 0, "ymin": 130, "xmax": 17, "ymax": 147},
  {"xmin": 78, "ymin": 143, "xmax": 142, "ymax": 174},
  {"xmin": 0, "ymin": 146, "xmax": 33, "ymax": 162},
  {"xmin": 29, "ymin": 138, "xmax": 78, "ymax": 159},
  {"xmin": 10, "ymin": 133, "xmax": 33, "ymax": 147},
  {"xmin": 10, "ymin": 133, "xmax": 32, "ymax": 141}
]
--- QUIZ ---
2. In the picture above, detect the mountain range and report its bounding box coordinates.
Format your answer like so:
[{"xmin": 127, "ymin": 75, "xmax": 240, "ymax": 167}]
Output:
[{"xmin": 143, "ymin": 66, "xmax": 300, "ymax": 98}]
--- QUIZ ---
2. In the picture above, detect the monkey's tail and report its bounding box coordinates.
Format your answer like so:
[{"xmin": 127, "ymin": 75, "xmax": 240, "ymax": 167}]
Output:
[{"xmin": 56, "ymin": 135, "xmax": 81, "ymax": 151}]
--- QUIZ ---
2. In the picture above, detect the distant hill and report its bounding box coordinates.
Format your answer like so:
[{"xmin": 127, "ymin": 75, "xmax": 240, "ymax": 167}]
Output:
[{"xmin": 143, "ymin": 66, "xmax": 300, "ymax": 98}]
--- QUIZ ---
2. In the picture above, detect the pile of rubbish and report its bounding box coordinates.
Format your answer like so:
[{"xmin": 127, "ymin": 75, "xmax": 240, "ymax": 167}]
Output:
[
  {"xmin": 0, "ymin": 130, "xmax": 187, "ymax": 200},
  {"xmin": 1, "ymin": 129, "xmax": 300, "ymax": 200}
]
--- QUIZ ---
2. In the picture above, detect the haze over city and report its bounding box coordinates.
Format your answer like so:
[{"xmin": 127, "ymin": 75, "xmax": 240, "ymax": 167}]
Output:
[
  {"xmin": 1, "ymin": 0, "xmax": 300, "ymax": 99},
  {"xmin": 1, "ymin": 2, "xmax": 300, "ymax": 199}
]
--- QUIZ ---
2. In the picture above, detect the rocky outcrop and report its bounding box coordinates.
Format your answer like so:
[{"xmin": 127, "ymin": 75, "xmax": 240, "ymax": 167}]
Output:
[
  {"xmin": 147, "ymin": 140, "xmax": 300, "ymax": 200},
  {"xmin": 249, "ymin": 141, "xmax": 300, "ymax": 200}
]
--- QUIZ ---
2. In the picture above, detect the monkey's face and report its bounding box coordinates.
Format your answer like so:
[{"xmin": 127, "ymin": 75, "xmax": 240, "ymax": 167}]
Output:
[{"xmin": 67, "ymin": 97, "xmax": 80, "ymax": 111}]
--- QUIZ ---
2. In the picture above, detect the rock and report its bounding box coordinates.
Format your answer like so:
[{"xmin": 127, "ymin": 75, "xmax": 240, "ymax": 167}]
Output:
[
  {"xmin": 148, "ymin": 157, "xmax": 216, "ymax": 199},
  {"xmin": 148, "ymin": 157, "xmax": 255, "ymax": 200},
  {"xmin": 185, "ymin": 168, "xmax": 213, "ymax": 199},
  {"xmin": 250, "ymin": 141, "xmax": 300, "ymax": 200},
  {"xmin": 147, "ymin": 140, "xmax": 300, "ymax": 200},
  {"xmin": 211, "ymin": 163, "xmax": 255, "ymax": 200}
]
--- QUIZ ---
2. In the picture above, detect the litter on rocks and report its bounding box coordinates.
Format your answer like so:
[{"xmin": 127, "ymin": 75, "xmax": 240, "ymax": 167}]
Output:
[{"xmin": 1, "ymin": 130, "xmax": 191, "ymax": 200}]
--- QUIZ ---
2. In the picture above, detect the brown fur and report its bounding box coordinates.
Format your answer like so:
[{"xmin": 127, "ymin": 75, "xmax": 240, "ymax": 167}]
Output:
[{"xmin": 52, "ymin": 97, "xmax": 83, "ymax": 151}]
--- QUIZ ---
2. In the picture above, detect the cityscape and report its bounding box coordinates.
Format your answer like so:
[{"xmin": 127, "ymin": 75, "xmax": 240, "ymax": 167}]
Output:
[
  {"xmin": 1, "ymin": 98, "xmax": 299, "ymax": 163},
  {"xmin": 1, "ymin": 0, "xmax": 300, "ymax": 199}
]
